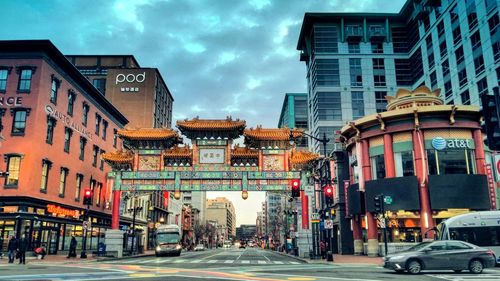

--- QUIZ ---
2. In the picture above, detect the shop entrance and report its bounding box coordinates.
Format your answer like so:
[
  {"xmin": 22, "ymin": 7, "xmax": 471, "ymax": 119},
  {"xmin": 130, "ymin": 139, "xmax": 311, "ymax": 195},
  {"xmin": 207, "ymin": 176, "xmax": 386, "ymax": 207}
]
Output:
[{"xmin": 40, "ymin": 223, "xmax": 60, "ymax": 254}]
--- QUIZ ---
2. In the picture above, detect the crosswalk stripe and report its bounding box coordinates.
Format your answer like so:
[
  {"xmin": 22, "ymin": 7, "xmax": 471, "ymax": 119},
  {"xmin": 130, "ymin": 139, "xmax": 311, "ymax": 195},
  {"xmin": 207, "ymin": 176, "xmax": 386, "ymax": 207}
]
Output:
[
  {"xmin": 224, "ymin": 260, "xmax": 234, "ymax": 264},
  {"xmin": 173, "ymin": 259, "xmax": 186, "ymax": 263},
  {"xmin": 290, "ymin": 261, "xmax": 300, "ymax": 264},
  {"xmin": 241, "ymin": 260, "xmax": 250, "ymax": 264},
  {"xmin": 190, "ymin": 259, "xmax": 203, "ymax": 263},
  {"xmin": 207, "ymin": 260, "xmax": 218, "ymax": 263},
  {"xmin": 257, "ymin": 260, "xmax": 267, "ymax": 264},
  {"xmin": 273, "ymin": 261, "xmax": 284, "ymax": 264}
]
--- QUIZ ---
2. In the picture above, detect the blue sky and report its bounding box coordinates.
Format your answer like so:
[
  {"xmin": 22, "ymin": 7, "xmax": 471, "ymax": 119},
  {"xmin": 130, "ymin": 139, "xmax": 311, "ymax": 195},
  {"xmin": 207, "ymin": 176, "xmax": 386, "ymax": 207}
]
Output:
[{"xmin": 1, "ymin": 0, "xmax": 406, "ymax": 225}]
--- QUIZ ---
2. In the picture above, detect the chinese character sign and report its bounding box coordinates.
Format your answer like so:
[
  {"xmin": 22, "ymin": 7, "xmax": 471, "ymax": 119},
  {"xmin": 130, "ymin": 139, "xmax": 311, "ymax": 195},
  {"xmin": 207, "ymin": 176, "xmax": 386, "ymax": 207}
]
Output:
[{"xmin": 199, "ymin": 148, "xmax": 225, "ymax": 164}]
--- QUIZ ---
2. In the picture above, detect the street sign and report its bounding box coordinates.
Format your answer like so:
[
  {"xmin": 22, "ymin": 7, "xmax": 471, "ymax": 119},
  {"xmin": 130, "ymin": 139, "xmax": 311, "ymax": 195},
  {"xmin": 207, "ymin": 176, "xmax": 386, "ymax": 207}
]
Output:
[
  {"xmin": 83, "ymin": 221, "xmax": 90, "ymax": 230},
  {"xmin": 324, "ymin": 219, "xmax": 333, "ymax": 229},
  {"xmin": 311, "ymin": 212, "xmax": 320, "ymax": 220},
  {"xmin": 380, "ymin": 219, "xmax": 386, "ymax": 229},
  {"xmin": 384, "ymin": 196, "xmax": 393, "ymax": 205}
]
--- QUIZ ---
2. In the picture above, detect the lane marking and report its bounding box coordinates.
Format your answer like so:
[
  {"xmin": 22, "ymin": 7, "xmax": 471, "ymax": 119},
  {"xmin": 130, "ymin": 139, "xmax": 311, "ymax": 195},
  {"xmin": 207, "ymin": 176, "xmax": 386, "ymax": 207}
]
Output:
[
  {"xmin": 274, "ymin": 261, "xmax": 284, "ymax": 264},
  {"xmin": 224, "ymin": 260, "xmax": 234, "ymax": 264},
  {"xmin": 258, "ymin": 260, "xmax": 267, "ymax": 264}
]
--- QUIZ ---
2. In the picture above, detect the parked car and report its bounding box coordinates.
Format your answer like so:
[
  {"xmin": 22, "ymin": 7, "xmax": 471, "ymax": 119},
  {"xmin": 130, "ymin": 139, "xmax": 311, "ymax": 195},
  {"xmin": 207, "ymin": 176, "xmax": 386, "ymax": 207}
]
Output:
[
  {"xmin": 194, "ymin": 244, "xmax": 205, "ymax": 251},
  {"xmin": 383, "ymin": 240, "xmax": 496, "ymax": 274}
]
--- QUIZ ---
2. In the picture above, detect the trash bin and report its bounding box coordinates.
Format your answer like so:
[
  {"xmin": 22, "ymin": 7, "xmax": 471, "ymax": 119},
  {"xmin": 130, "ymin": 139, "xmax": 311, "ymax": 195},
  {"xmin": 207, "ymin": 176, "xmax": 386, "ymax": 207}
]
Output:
[
  {"xmin": 326, "ymin": 251, "xmax": 334, "ymax": 262},
  {"xmin": 98, "ymin": 242, "xmax": 106, "ymax": 257},
  {"xmin": 294, "ymin": 247, "xmax": 299, "ymax": 256}
]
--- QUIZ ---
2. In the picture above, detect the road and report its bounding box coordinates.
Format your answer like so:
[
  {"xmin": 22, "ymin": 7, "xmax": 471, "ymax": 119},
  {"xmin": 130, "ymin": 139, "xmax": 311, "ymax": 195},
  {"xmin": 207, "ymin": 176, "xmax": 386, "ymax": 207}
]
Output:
[{"xmin": 0, "ymin": 247, "xmax": 499, "ymax": 280}]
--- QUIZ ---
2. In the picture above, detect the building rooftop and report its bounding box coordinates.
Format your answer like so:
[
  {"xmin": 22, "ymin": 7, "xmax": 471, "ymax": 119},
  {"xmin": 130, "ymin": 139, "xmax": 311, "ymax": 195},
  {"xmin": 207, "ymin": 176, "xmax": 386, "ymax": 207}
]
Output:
[
  {"xmin": 177, "ymin": 117, "xmax": 246, "ymax": 131},
  {"xmin": 117, "ymin": 127, "xmax": 179, "ymax": 141}
]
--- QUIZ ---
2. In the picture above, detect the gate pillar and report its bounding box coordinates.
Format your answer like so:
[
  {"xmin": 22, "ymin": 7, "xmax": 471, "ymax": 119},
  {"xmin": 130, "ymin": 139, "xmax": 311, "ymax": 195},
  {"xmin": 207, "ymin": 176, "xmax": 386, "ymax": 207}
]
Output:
[{"xmin": 112, "ymin": 190, "xmax": 121, "ymax": 229}]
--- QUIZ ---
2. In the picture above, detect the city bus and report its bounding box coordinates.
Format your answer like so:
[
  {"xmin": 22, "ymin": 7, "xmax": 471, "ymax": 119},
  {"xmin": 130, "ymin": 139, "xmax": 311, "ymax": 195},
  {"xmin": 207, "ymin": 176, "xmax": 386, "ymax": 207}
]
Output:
[
  {"xmin": 155, "ymin": 224, "xmax": 182, "ymax": 256},
  {"xmin": 437, "ymin": 211, "xmax": 500, "ymax": 264}
]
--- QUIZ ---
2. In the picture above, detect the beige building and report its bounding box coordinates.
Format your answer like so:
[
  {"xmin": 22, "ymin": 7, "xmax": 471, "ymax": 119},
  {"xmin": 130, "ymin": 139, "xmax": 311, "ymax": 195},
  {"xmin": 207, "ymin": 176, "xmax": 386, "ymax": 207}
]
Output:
[{"xmin": 206, "ymin": 197, "xmax": 236, "ymax": 238}]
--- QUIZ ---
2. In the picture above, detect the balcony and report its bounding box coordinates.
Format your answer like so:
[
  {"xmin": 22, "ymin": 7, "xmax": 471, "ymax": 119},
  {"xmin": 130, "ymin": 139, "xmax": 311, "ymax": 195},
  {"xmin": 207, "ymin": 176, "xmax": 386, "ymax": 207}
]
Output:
[
  {"xmin": 369, "ymin": 27, "xmax": 386, "ymax": 42},
  {"xmin": 412, "ymin": 4, "xmax": 432, "ymax": 20},
  {"xmin": 345, "ymin": 26, "xmax": 363, "ymax": 42}
]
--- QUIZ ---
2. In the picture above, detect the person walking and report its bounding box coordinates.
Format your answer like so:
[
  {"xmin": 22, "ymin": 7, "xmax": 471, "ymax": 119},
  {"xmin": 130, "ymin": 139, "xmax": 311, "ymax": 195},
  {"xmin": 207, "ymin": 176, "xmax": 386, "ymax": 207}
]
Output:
[
  {"xmin": 7, "ymin": 236, "xmax": 17, "ymax": 263},
  {"xmin": 17, "ymin": 234, "xmax": 28, "ymax": 264},
  {"xmin": 67, "ymin": 236, "xmax": 77, "ymax": 258},
  {"xmin": 320, "ymin": 240, "xmax": 326, "ymax": 259},
  {"xmin": 0, "ymin": 235, "xmax": 4, "ymax": 259}
]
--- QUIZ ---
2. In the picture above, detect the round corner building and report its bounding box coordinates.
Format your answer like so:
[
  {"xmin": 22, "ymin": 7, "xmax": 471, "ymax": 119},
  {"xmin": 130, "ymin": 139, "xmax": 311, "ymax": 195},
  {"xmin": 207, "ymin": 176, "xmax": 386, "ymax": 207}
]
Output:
[{"xmin": 340, "ymin": 86, "xmax": 495, "ymax": 256}]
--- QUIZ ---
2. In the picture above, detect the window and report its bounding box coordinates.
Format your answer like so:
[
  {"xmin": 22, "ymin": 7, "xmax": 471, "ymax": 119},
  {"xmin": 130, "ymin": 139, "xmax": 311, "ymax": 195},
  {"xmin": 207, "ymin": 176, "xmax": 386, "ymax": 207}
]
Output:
[
  {"xmin": 96, "ymin": 182, "xmax": 102, "ymax": 206},
  {"xmin": 493, "ymin": 40, "xmax": 500, "ymax": 61},
  {"xmin": 455, "ymin": 46, "xmax": 464, "ymax": 65},
  {"xmin": 442, "ymin": 59, "xmax": 450, "ymax": 78},
  {"xmin": 439, "ymin": 40, "xmax": 447, "ymax": 58},
  {"xmin": 458, "ymin": 68, "xmax": 468, "ymax": 87},
  {"xmin": 11, "ymin": 109, "xmax": 28, "ymax": 135},
  {"xmin": 470, "ymin": 31, "xmax": 481, "ymax": 51},
  {"xmin": 375, "ymin": 91, "xmax": 387, "ymax": 113},
  {"xmin": 467, "ymin": 8, "xmax": 478, "ymax": 31},
  {"xmin": 489, "ymin": 13, "xmax": 500, "ymax": 36},
  {"xmin": 428, "ymin": 52, "xmax": 435, "ymax": 69},
  {"xmin": 427, "ymin": 149, "xmax": 476, "ymax": 175},
  {"xmin": 82, "ymin": 103, "xmax": 90, "ymax": 126},
  {"xmin": 447, "ymin": 241, "xmax": 472, "ymax": 250},
  {"xmin": 316, "ymin": 92, "xmax": 342, "ymax": 121},
  {"xmin": 430, "ymin": 71, "xmax": 437, "ymax": 89},
  {"xmin": 5, "ymin": 155, "xmax": 21, "ymax": 187},
  {"xmin": 75, "ymin": 174, "xmax": 83, "ymax": 201},
  {"xmin": 99, "ymin": 149, "xmax": 105, "ymax": 170},
  {"xmin": 79, "ymin": 137, "xmax": 86, "ymax": 161},
  {"xmin": 95, "ymin": 113, "xmax": 101, "ymax": 135},
  {"xmin": 370, "ymin": 155, "xmax": 385, "ymax": 180},
  {"xmin": 17, "ymin": 68, "xmax": 33, "ymax": 92},
  {"xmin": 102, "ymin": 120, "xmax": 108, "ymax": 140},
  {"xmin": 313, "ymin": 25, "xmax": 338, "ymax": 53},
  {"xmin": 426, "ymin": 35, "xmax": 433, "ymax": 51},
  {"xmin": 449, "ymin": 226, "xmax": 500, "ymax": 247},
  {"xmin": 452, "ymin": 26, "xmax": 462, "ymax": 44},
  {"xmin": 50, "ymin": 78, "xmax": 59, "ymax": 104},
  {"xmin": 348, "ymin": 42, "xmax": 360, "ymax": 53},
  {"xmin": 395, "ymin": 151, "xmax": 414, "ymax": 177},
  {"xmin": 373, "ymin": 58, "xmax": 384, "ymax": 70},
  {"xmin": 350, "ymin": 58, "xmax": 363, "ymax": 87},
  {"xmin": 113, "ymin": 128, "xmax": 118, "ymax": 148},
  {"xmin": 46, "ymin": 117, "xmax": 56, "ymax": 144},
  {"xmin": 92, "ymin": 145, "xmax": 99, "ymax": 167},
  {"xmin": 437, "ymin": 21, "xmax": 445, "ymax": 38},
  {"xmin": 67, "ymin": 90, "xmax": 76, "ymax": 116},
  {"xmin": 474, "ymin": 55, "xmax": 485, "ymax": 75},
  {"xmin": 374, "ymin": 75, "xmax": 386, "ymax": 87},
  {"xmin": 461, "ymin": 90, "xmax": 471, "ymax": 105},
  {"xmin": 351, "ymin": 91, "xmax": 364, "ymax": 119},
  {"xmin": 371, "ymin": 42, "xmax": 383, "ymax": 53},
  {"xmin": 450, "ymin": 4, "xmax": 459, "ymax": 24},
  {"xmin": 59, "ymin": 167, "xmax": 68, "ymax": 197},
  {"xmin": 92, "ymin": 78, "xmax": 106, "ymax": 95},
  {"xmin": 444, "ymin": 80, "xmax": 453, "ymax": 100},
  {"xmin": 40, "ymin": 159, "xmax": 51, "ymax": 193},
  {"xmin": 64, "ymin": 127, "xmax": 72, "ymax": 153},
  {"xmin": 486, "ymin": 0, "xmax": 498, "ymax": 13},
  {"xmin": 0, "ymin": 68, "xmax": 9, "ymax": 92},
  {"xmin": 478, "ymin": 77, "xmax": 489, "ymax": 96},
  {"xmin": 395, "ymin": 59, "xmax": 411, "ymax": 86}
]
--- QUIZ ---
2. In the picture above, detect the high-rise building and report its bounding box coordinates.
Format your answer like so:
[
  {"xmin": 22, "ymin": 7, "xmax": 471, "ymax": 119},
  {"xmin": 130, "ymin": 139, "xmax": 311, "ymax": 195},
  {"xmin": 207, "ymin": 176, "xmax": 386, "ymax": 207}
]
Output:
[
  {"xmin": 206, "ymin": 197, "xmax": 236, "ymax": 238},
  {"xmin": 297, "ymin": 0, "xmax": 500, "ymax": 154},
  {"xmin": 236, "ymin": 224, "xmax": 257, "ymax": 241},
  {"xmin": 278, "ymin": 93, "xmax": 308, "ymax": 150},
  {"xmin": 66, "ymin": 55, "xmax": 174, "ymax": 129}
]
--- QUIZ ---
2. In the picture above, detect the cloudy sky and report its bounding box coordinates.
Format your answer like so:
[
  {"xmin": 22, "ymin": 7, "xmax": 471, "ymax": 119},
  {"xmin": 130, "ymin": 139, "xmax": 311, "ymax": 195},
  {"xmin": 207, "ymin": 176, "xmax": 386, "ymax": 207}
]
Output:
[{"xmin": 1, "ymin": 0, "xmax": 406, "ymax": 226}]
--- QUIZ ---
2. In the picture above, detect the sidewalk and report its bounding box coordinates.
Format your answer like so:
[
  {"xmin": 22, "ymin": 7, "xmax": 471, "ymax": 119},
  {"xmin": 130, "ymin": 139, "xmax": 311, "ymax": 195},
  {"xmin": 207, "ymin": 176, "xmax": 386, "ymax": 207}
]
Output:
[
  {"xmin": 0, "ymin": 250, "xmax": 155, "ymax": 264},
  {"xmin": 274, "ymin": 251, "xmax": 383, "ymax": 265}
]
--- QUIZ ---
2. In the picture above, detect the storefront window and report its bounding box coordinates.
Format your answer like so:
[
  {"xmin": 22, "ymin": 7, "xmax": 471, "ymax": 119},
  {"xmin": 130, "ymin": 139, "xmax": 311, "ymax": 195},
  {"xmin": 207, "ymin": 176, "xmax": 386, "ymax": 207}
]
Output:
[
  {"xmin": 427, "ymin": 149, "xmax": 476, "ymax": 175},
  {"xmin": 395, "ymin": 151, "xmax": 415, "ymax": 177},
  {"xmin": 370, "ymin": 155, "xmax": 386, "ymax": 179}
]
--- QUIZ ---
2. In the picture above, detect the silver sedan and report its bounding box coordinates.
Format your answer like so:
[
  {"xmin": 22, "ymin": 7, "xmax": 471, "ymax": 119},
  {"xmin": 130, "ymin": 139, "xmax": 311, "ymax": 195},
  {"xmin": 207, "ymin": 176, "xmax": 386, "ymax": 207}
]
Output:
[{"xmin": 383, "ymin": 240, "xmax": 496, "ymax": 274}]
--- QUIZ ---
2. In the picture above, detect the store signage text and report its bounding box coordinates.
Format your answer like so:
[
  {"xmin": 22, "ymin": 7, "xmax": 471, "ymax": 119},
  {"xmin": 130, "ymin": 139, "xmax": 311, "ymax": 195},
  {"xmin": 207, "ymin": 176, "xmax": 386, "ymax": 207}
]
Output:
[
  {"xmin": 431, "ymin": 137, "xmax": 472, "ymax": 150},
  {"xmin": 47, "ymin": 204, "xmax": 80, "ymax": 218},
  {"xmin": 115, "ymin": 72, "xmax": 146, "ymax": 84},
  {"xmin": 0, "ymin": 96, "xmax": 23, "ymax": 107},
  {"xmin": 45, "ymin": 105, "xmax": 93, "ymax": 140}
]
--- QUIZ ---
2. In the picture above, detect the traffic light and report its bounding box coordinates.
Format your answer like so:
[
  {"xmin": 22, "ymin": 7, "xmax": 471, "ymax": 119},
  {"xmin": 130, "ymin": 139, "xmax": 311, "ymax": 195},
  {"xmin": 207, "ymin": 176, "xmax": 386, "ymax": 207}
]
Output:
[
  {"xmin": 0, "ymin": 171, "xmax": 9, "ymax": 177},
  {"xmin": 323, "ymin": 185, "xmax": 334, "ymax": 206},
  {"xmin": 374, "ymin": 195, "xmax": 382, "ymax": 213},
  {"xmin": 291, "ymin": 179, "xmax": 300, "ymax": 198},
  {"xmin": 83, "ymin": 188, "xmax": 92, "ymax": 205},
  {"xmin": 480, "ymin": 87, "xmax": 500, "ymax": 150}
]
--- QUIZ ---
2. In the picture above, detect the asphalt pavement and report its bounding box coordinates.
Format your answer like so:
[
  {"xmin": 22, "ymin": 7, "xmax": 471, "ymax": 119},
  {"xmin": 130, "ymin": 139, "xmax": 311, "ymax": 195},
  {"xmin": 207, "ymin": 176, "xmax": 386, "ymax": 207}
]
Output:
[{"xmin": 0, "ymin": 247, "xmax": 499, "ymax": 280}]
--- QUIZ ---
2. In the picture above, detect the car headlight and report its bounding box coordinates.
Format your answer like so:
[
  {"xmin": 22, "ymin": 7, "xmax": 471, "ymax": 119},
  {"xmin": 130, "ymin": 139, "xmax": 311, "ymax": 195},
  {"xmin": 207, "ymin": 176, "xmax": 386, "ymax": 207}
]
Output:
[
  {"xmin": 389, "ymin": 255, "xmax": 404, "ymax": 260},
  {"xmin": 176, "ymin": 244, "xmax": 182, "ymax": 250},
  {"xmin": 156, "ymin": 246, "xmax": 161, "ymax": 251}
]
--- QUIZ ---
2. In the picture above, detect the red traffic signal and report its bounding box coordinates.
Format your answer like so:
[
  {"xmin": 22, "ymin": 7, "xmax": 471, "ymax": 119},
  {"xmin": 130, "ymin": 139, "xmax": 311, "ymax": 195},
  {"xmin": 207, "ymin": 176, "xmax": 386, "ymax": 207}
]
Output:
[
  {"xmin": 324, "ymin": 185, "xmax": 333, "ymax": 196},
  {"xmin": 83, "ymin": 188, "xmax": 92, "ymax": 205},
  {"xmin": 291, "ymin": 179, "xmax": 300, "ymax": 198},
  {"xmin": 324, "ymin": 185, "xmax": 334, "ymax": 205}
]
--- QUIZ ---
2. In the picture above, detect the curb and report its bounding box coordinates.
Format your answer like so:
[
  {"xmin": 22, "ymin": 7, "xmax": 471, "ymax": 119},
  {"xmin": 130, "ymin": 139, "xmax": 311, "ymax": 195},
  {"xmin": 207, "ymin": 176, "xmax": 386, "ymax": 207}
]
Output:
[
  {"xmin": 271, "ymin": 250, "xmax": 310, "ymax": 264},
  {"xmin": 94, "ymin": 253, "xmax": 155, "ymax": 262}
]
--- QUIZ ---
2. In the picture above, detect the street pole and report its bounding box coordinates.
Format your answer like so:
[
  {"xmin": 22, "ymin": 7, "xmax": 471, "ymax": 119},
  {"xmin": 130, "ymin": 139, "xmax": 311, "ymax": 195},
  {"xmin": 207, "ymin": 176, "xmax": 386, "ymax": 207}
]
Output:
[
  {"xmin": 80, "ymin": 204, "xmax": 89, "ymax": 258},
  {"xmin": 130, "ymin": 196, "xmax": 137, "ymax": 255},
  {"xmin": 381, "ymin": 194, "xmax": 388, "ymax": 257}
]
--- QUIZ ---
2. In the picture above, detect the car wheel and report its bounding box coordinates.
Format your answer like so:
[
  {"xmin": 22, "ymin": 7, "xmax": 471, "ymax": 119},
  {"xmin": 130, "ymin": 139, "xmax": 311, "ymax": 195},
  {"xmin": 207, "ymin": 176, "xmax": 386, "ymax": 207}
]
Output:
[
  {"xmin": 453, "ymin": 270, "xmax": 462, "ymax": 273},
  {"xmin": 469, "ymin": 259, "xmax": 484, "ymax": 274},
  {"xmin": 407, "ymin": 260, "xmax": 422, "ymax": 274}
]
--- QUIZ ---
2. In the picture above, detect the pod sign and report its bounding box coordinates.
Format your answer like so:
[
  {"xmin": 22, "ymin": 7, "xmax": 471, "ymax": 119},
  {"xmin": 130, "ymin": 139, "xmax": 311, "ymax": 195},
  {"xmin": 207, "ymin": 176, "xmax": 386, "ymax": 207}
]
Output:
[
  {"xmin": 115, "ymin": 72, "xmax": 146, "ymax": 84},
  {"xmin": 431, "ymin": 137, "xmax": 472, "ymax": 150}
]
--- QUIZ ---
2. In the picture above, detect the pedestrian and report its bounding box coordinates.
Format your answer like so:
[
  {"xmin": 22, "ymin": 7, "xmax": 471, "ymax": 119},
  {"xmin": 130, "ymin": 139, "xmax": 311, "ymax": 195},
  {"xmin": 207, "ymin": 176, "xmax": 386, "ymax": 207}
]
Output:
[
  {"xmin": 67, "ymin": 236, "xmax": 77, "ymax": 258},
  {"xmin": 35, "ymin": 243, "xmax": 47, "ymax": 260},
  {"xmin": 0, "ymin": 235, "xmax": 4, "ymax": 259},
  {"xmin": 17, "ymin": 234, "xmax": 28, "ymax": 264},
  {"xmin": 7, "ymin": 235, "xmax": 17, "ymax": 263},
  {"xmin": 320, "ymin": 240, "xmax": 326, "ymax": 259}
]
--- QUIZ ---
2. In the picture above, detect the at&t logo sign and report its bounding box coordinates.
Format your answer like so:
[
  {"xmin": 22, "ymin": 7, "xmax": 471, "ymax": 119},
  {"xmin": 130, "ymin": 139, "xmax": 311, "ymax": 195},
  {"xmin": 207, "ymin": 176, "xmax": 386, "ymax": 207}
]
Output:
[{"xmin": 431, "ymin": 137, "xmax": 472, "ymax": 150}]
